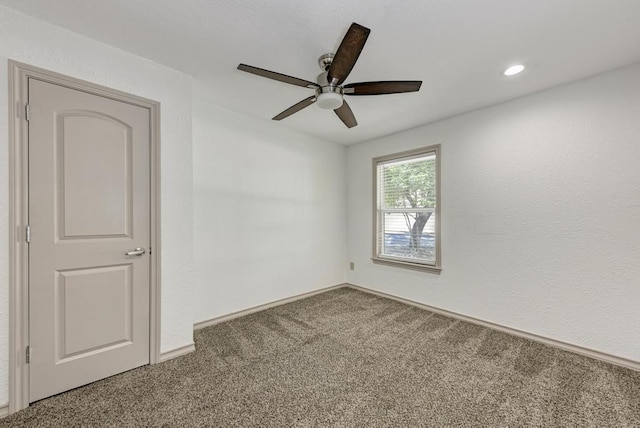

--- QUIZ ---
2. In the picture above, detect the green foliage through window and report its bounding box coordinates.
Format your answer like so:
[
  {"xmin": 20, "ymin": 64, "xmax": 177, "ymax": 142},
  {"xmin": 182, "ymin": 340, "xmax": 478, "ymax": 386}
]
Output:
[{"xmin": 382, "ymin": 157, "xmax": 436, "ymax": 209}]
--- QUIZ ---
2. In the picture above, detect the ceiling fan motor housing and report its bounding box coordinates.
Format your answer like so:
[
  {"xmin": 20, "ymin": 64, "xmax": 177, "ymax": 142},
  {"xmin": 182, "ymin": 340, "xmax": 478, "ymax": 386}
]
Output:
[{"xmin": 316, "ymin": 68, "xmax": 344, "ymax": 110}]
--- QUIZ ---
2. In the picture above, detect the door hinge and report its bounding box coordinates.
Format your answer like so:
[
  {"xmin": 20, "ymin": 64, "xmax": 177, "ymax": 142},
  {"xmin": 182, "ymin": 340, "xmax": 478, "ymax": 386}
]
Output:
[
  {"xmin": 26, "ymin": 346, "xmax": 30, "ymax": 364},
  {"xmin": 25, "ymin": 103, "xmax": 31, "ymax": 121},
  {"xmin": 25, "ymin": 224, "xmax": 31, "ymax": 243}
]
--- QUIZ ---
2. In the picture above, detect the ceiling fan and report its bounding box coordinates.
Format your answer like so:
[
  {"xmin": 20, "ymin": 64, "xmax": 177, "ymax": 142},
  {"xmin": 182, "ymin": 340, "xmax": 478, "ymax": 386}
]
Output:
[{"xmin": 237, "ymin": 23, "xmax": 422, "ymax": 128}]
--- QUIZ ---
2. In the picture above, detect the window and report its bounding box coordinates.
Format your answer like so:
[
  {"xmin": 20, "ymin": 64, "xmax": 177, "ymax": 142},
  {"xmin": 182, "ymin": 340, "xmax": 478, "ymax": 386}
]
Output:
[{"xmin": 373, "ymin": 145, "xmax": 441, "ymax": 272}]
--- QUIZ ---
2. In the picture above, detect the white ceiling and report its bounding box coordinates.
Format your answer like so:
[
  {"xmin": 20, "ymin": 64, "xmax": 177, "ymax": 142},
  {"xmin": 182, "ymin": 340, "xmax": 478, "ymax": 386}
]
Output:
[{"xmin": 2, "ymin": 0, "xmax": 640, "ymax": 145}]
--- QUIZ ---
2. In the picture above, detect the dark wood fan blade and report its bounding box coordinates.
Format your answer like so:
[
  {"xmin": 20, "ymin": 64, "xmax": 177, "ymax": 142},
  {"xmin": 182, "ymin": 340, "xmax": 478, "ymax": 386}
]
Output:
[
  {"xmin": 343, "ymin": 81, "xmax": 422, "ymax": 95},
  {"xmin": 327, "ymin": 23, "xmax": 370, "ymax": 86},
  {"xmin": 334, "ymin": 100, "xmax": 357, "ymax": 128},
  {"xmin": 238, "ymin": 64, "xmax": 319, "ymax": 89},
  {"xmin": 272, "ymin": 96, "xmax": 317, "ymax": 121}
]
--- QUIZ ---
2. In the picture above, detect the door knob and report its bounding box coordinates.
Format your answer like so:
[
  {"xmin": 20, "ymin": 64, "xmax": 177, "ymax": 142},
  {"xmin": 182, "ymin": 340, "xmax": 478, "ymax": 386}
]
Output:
[{"xmin": 125, "ymin": 247, "xmax": 146, "ymax": 256}]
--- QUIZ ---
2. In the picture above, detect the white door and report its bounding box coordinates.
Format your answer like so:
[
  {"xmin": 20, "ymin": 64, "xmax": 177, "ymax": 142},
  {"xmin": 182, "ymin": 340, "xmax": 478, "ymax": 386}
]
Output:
[{"xmin": 28, "ymin": 78, "xmax": 151, "ymax": 402}]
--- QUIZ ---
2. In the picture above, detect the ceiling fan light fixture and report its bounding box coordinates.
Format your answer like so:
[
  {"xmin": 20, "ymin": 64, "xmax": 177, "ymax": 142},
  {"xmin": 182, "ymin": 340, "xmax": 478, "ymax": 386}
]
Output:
[{"xmin": 317, "ymin": 91, "xmax": 343, "ymax": 109}]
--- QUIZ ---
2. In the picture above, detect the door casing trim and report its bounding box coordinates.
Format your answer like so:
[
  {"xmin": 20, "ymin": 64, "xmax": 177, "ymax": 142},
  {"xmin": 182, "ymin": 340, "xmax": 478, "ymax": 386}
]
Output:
[{"xmin": 8, "ymin": 60, "xmax": 162, "ymax": 413}]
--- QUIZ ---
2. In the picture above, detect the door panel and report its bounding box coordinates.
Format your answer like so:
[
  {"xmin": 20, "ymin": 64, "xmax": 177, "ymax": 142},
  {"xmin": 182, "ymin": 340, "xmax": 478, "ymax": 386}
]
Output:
[
  {"xmin": 58, "ymin": 112, "xmax": 133, "ymax": 238},
  {"xmin": 29, "ymin": 78, "xmax": 150, "ymax": 402},
  {"xmin": 56, "ymin": 265, "xmax": 133, "ymax": 359}
]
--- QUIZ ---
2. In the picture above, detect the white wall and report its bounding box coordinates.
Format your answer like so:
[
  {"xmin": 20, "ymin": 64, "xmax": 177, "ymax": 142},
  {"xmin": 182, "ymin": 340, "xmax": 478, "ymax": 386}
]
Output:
[
  {"xmin": 0, "ymin": 6, "xmax": 195, "ymax": 406},
  {"xmin": 347, "ymin": 63, "xmax": 640, "ymax": 362},
  {"xmin": 192, "ymin": 99, "xmax": 347, "ymax": 323}
]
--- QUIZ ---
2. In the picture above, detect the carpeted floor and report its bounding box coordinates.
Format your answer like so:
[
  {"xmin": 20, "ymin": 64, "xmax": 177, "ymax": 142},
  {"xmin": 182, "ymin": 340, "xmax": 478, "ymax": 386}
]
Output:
[{"xmin": 2, "ymin": 287, "xmax": 639, "ymax": 426}]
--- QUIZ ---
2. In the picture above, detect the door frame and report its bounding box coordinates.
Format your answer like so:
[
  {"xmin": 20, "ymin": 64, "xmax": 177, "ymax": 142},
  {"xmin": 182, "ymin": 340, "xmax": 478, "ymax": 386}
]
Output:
[{"xmin": 8, "ymin": 60, "xmax": 162, "ymax": 413}]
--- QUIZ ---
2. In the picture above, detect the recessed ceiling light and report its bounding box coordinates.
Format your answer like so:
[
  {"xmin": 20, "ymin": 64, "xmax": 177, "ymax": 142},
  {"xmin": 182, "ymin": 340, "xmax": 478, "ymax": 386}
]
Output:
[{"xmin": 504, "ymin": 64, "xmax": 525, "ymax": 76}]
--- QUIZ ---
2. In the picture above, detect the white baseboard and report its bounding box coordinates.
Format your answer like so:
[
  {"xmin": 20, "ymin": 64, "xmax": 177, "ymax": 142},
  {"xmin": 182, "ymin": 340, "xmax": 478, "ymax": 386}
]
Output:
[
  {"xmin": 159, "ymin": 342, "xmax": 196, "ymax": 362},
  {"xmin": 0, "ymin": 404, "xmax": 8, "ymax": 418},
  {"xmin": 193, "ymin": 283, "xmax": 347, "ymax": 330},
  {"xmin": 346, "ymin": 283, "xmax": 640, "ymax": 372}
]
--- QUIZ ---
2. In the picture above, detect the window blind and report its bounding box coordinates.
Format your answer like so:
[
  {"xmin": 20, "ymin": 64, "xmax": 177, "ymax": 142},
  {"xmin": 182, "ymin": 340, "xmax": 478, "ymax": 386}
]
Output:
[{"xmin": 376, "ymin": 151, "xmax": 437, "ymax": 265}]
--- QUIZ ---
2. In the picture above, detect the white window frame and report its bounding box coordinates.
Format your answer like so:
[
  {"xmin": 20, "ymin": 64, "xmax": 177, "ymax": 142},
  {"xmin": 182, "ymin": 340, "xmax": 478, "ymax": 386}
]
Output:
[{"xmin": 372, "ymin": 145, "xmax": 441, "ymax": 273}]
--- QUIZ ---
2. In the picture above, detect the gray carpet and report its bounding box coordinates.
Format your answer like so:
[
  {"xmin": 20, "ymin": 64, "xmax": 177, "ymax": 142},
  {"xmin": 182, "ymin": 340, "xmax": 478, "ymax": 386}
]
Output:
[{"xmin": 2, "ymin": 287, "xmax": 639, "ymax": 427}]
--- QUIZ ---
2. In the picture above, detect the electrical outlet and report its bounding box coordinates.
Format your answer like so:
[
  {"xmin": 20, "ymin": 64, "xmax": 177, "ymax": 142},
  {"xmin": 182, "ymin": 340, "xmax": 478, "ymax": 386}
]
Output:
[{"xmin": 349, "ymin": 262, "xmax": 355, "ymax": 270}]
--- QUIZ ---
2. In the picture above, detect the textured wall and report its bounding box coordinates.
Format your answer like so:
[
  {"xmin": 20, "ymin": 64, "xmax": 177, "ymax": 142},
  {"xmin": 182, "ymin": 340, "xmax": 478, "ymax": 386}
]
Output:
[
  {"xmin": 0, "ymin": 6, "xmax": 195, "ymax": 406},
  {"xmin": 347, "ymin": 63, "xmax": 640, "ymax": 362},
  {"xmin": 192, "ymin": 99, "xmax": 347, "ymax": 323}
]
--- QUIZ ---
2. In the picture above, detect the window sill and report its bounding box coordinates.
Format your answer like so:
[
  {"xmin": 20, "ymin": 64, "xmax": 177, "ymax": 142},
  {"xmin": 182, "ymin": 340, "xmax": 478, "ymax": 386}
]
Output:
[{"xmin": 371, "ymin": 257, "xmax": 442, "ymax": 274}]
